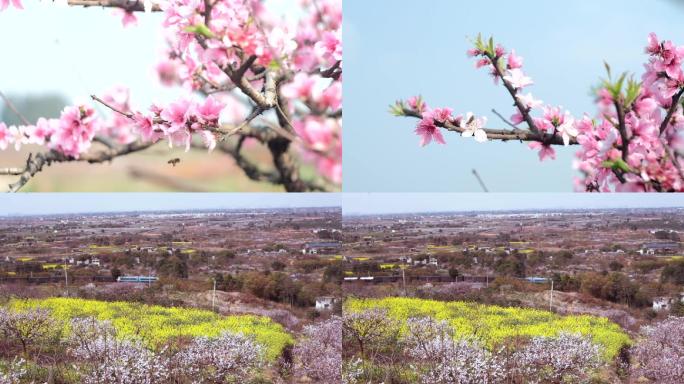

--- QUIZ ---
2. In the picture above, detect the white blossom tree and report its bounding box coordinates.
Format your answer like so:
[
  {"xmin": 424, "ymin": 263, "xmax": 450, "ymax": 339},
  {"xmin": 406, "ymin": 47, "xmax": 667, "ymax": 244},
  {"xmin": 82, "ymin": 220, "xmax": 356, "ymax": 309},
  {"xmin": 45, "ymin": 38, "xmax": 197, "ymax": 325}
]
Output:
[
  {"xmin": 0, "ymin": 358, "xmax": 27, "ymax": 384},
  {"xmin": 173, "ymin": 331, "xmax": 265, "ymax": 384},
  {"xmin": 0, "ymin": 307, "xmax": 61, "ymax": 358},
  {"xmin": 512, "ymin": 332, "xmax": 602, "ymax": 384},
  {"xmin": 631, "ymin": 317, "xmax": 684, "ymax": 383},
  {"xmin": 405, "ymin": 317, "xmax": 506, "ymax": 384},
  {"xmin": 294, "ymin": 316, "xmax": 342, "ymax": 384},
  {"xmin": 67, "ymin": 317, "xmax": 171, "ymax": 384}
]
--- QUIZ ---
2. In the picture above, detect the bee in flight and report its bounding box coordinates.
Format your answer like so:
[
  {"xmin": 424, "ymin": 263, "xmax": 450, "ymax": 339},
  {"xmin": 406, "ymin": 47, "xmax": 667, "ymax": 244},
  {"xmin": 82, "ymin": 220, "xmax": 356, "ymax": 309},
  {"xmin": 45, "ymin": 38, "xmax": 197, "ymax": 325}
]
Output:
[{"xmin": 167, "ymin": 158, "xmax": 181, "ymax": 167}]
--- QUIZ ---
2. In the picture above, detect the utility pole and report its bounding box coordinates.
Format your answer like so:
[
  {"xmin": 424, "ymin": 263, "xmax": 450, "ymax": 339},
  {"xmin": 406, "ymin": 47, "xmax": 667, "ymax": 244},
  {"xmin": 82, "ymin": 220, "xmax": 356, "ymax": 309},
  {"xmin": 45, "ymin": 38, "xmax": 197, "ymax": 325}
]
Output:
[
  {"xmin": 212, "ymin": 278, "xmax": 217, "ymax": 312},
  {"xmin": 401, "ymin": 268, "xmax": 406, "ymax": 296},
  {"xmin": 549, "ymin": 279, "xmax": 554, "ymax": 311},
  {"xmin": 63, "ymin": 258, "xmax": 68, "ymax": 296}
]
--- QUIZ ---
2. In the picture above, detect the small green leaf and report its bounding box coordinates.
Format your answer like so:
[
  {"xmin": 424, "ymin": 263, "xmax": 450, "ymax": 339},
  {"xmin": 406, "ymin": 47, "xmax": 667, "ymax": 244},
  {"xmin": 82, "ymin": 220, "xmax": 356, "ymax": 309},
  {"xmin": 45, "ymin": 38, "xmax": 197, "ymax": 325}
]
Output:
[
  {"xmin": 268, "ymin": 59, "xmax": 281, "ymax": 71},
  {"xmin": 602, "ymin": 158, "xmax": 632, "ymax": 173},
  {"xmin": 389, "ymin": 101, "xmax": 406, "ymax": 117},
  {"xmin": 603, "ymin": 61, "xmax": 612, "ymax": 79},
  {"xmin": 474, "ymin": 33, "xmax": 484, "ymax": 51},
  {"xmin": 184, "ymin": 23, "xmax": 215, "ymax": 38},
  {"xmin": 625, "ymin": 77, "xmax": 641, "ymax": 108},
  {"xmin": 614, "ymin": 73, "xmax": 626, "ymax": 96}
]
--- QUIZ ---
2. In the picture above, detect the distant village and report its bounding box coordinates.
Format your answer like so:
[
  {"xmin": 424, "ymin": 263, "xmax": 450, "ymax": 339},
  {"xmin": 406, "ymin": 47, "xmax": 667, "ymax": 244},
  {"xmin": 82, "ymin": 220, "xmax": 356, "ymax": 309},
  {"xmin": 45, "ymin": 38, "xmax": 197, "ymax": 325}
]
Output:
[{"xmin": 0, "ymin": 208, "xmax": 342, "ymax": 314}]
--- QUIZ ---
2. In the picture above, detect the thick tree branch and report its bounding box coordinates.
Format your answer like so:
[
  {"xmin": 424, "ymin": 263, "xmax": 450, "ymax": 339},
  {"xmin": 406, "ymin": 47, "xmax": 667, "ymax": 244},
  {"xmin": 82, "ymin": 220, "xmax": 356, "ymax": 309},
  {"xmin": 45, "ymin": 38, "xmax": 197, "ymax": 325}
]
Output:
[
  {"xmin": 7, "ymin": 141, "xmax": 154, "ymax": 192},
  {"xmin": 613, "ymin": 100, "xmax": 629, "ymax": 161},
  {"xmin": 0, "ymin": 168, "xmax": 23, "ymax": 176},
  {"xmin": 211, "ymin": 136, "xmax": 328, "ymax": 192}
]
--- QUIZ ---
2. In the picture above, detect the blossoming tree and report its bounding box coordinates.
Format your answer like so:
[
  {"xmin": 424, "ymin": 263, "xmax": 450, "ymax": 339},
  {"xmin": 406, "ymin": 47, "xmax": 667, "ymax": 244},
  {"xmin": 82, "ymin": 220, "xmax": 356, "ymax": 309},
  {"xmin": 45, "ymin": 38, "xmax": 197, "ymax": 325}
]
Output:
[
  {"xmin": 0, "ymin": 0, "xmax": 341, "ymax": 192},
  {"xmin": 391, "ymin": 33, "xmax": 684, "ymax": 192},
  {"xmin": 631, "ymin": 317, "xmax": 684, "ymax": 383},
  {"xmin": 294, "ymin": 316, "xmax": 342, "ymax": 383}
]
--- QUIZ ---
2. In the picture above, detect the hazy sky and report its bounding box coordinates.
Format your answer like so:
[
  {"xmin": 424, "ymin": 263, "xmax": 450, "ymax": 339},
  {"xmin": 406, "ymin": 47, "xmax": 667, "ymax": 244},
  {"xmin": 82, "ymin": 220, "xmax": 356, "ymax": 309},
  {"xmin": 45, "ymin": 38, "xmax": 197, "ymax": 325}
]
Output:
[
  {"xmin": 343, "ymin": 193, "xmax": 684, "ymax": 215},
  {"xmin": 0, "ymin": 193, "xmax": 341, "ymax": 216},
  {"xmin": 344, "ymin": 0, "xmax": 684, "ymax": 192}
]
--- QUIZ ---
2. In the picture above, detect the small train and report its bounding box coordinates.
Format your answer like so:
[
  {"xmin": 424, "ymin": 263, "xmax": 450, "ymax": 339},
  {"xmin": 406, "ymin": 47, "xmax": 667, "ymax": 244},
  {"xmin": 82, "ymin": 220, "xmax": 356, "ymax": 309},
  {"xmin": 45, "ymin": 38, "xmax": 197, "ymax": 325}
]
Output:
[{"xmin": 116, "ymin": 276, "xmax": 159, "ymax": 283}]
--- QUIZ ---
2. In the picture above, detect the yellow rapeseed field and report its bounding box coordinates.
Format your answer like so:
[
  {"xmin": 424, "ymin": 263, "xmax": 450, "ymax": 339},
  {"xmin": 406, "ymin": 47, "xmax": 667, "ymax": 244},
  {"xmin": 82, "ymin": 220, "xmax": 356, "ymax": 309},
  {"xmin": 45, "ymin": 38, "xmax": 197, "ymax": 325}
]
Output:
[{"xmin": 345, "ymin": 297, "xmax": 631, "ymax": 360}]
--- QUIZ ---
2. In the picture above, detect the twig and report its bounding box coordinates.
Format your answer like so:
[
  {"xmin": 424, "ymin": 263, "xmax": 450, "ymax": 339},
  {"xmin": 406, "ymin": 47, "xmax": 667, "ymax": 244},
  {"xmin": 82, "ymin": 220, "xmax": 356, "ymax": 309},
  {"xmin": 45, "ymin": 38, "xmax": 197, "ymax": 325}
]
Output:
[
  {"xmin": 127, "ymin": 166, "xmax": 209, "ymax": 192},
  {"xmin": 491, "ymin": 109, "xmax": 520, "ymax": 130},
  {"xmin": 215, "ymin": 107, "xmax": 265, "ymax": 139},
  {"xmin": 472, "ymin": 169, "xmax": 489, "ymax": 192},
  {"xmin": 233, "ymin": 55, "xmax": 257, "ymax": 82},
  {"xmin": 90, "ymin": 95, "xmax": 134, "ymax": 120},
  {"xmin": 0, "ymin": 90, "xmax": 31, "ymax": 126},
  {"xmin": 317, "ymin": 61, "xmax": 342, "ymax": 80},
  {"xmin": 659, "ymin": 88, "xmax": 684, "ymax": 134},
  {"xmin": 661, "ymin": 137, "xmax": 684, "ymax": 184}
]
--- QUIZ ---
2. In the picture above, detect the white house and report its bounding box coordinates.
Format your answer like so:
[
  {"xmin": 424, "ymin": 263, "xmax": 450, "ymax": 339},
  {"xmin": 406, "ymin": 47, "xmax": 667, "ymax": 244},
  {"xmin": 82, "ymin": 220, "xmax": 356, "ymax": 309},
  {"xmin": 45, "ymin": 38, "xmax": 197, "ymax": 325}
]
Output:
[
  {"xmin": 653, "ymin": 297, "xmax": 673, "ymax": 311},
  {"xmin": 315, "ymin": 296, "xmax": 339, "ymax": 311},
  {"xmin": 653, "ymin": 294, "xmax": 684, "ymax": 311}
]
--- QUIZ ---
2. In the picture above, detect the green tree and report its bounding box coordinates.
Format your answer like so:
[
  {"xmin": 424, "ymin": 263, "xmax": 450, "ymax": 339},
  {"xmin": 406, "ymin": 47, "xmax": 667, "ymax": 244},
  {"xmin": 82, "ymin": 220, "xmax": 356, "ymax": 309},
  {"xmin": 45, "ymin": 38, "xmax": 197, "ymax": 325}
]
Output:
[{"xmin": 661, "ymin": 260, "xmax": 684, "ymax": 285}]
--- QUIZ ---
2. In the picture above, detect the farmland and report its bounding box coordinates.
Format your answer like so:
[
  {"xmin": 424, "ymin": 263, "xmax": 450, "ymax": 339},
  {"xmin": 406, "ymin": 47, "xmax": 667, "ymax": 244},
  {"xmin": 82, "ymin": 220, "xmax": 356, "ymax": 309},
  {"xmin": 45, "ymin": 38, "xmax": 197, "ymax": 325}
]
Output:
[
  {"xmin": 341, "ymin": 207, "xmax": 684, "ymax": 383},
  {"xmin": 0, "ymin": 207, "xmax": 342, "ymax": 384}
]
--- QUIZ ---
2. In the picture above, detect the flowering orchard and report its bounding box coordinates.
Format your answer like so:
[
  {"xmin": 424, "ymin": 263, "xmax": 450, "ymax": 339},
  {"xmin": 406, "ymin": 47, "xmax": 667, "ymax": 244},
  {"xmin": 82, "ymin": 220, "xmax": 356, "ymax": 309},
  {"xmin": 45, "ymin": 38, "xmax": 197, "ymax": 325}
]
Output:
[
  {"xmin": 391, "ymin": 33, "xmax": 684, "ymax": 192},
  {"xmin": 341, "ymin": 306, "xmax": 610, "ymax": 384},
  {"xmin": 0, "ymin": 299, "xmax": 298, "ymax": 383},
  {"xmin": 344, "ymin": 297, "xmax": 630, "ymax": 360},
  {"xmin": 0, "ymin": 0, "xmax": 341, "ymax": 192},
  {"xmin": 7, "ymin": 297, "xmax": 293, "ymax": 359}
]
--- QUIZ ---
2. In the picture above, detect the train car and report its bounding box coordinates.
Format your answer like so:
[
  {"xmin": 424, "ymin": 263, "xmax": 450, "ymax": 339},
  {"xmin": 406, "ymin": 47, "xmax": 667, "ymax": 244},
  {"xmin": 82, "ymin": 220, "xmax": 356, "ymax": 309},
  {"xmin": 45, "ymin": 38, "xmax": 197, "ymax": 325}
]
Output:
[{"xmin": 116, "ymin": 276, "xmax": 159, "ymax": 283}]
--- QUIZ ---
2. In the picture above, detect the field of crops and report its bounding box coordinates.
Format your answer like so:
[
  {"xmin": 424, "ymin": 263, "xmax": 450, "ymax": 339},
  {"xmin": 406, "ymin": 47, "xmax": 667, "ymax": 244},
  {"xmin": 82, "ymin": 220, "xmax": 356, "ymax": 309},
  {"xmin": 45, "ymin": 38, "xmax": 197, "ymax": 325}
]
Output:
[
  {"xmin": 6, "ymin": 298, "xmax": 292, "ymax": 360},
  {"xmin": 345, "ymin": 297, "xmax": 631, "ymax": 359}
]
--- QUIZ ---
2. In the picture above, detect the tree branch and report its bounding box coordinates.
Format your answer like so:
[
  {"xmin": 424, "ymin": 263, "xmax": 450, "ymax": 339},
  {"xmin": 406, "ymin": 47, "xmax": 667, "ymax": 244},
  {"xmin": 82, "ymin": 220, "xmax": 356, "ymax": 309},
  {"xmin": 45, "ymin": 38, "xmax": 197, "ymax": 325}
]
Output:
[
  {"xmin": 0, "ymin": 90, "xmax": 30, "ymax": 126},
  {"xmin": 91, "ymin": 94, "xmax": 134, "ymax": 120},
  {"xmin": 7, "ymin": 141, "xmax": 154, "ymax": 192},
  {"xmin": 488, "ymin": 54, "xmax": 540, "ymax": 135},
  {"xmin": 613, "ymin": 100, "xmax": 629, "ymax": 161},
  {"xmin": 401, "ymin": 107, "xmax": 578, "ymax": 145},
  {"xmin": 659, "ymin": 87, "xmax": 684, "ymax": 134},
  {"xmin": 127, "ymin": 166, "xmax": 209, "ymax": 192},
  {"xmin": 472, "ymin": 169, "xmax": 489, "ymax": 192},
  {"xmin": 66, "ymin": 0, "xmax": 161, "ymax": 12}
]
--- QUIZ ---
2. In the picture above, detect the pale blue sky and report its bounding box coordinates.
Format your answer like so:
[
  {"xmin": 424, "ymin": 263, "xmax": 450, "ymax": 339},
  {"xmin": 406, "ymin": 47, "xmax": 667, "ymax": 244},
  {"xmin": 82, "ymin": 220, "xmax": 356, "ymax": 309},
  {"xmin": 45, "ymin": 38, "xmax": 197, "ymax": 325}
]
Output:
[
  {"xmin": 344, "ymin": 0, "xmax": 684, "ymax": 192},
  {"xmin": 0, "ymin": 193, "xmax": 341, "ymax": 216},
  {"xmin": 343, "ymin": 193, "xmax": 684, "ymax": 215}
]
